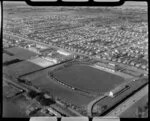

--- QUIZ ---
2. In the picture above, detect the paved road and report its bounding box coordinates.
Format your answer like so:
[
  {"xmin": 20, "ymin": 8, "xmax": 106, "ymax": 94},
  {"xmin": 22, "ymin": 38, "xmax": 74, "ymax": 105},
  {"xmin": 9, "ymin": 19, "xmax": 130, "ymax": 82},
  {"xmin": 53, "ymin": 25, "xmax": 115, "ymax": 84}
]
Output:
[
  {"xmin": 86, "ymin": 77, "xmax": 140, "ymax": 117},
  {"xmin": 87, "ymin": 95, "xmax": 107, "ymax": 117},
  {"xmin": 4, "ymin": 32, "xmax": 148, "ymax": 116},
  {"xmin": 106, "ymin": 84, "xmax": 148, "ymax": 117},
  {"xmin": 3, "ymin": 76, "xmax": 29, "ymax": 92}
]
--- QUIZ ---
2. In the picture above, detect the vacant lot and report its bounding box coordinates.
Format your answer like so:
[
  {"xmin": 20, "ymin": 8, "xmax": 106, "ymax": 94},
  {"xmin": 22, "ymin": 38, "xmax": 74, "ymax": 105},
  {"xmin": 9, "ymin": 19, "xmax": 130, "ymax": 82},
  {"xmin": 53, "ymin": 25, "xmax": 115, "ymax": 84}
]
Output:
[{"xmin": 3, "ymin": 95, "xmax": 29, "ymax": 118}]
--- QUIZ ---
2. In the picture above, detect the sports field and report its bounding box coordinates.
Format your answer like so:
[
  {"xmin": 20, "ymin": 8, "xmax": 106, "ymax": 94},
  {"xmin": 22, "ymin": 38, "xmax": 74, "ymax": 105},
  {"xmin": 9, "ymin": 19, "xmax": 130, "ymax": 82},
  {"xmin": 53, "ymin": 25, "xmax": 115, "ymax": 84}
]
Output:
[
  {"xmin": 20, "ymin": 65, "xmax": 94, "ymax": 107},
  {"xmin": 3, "ymin": 53, "xmax": 17, "ymax": 63},
  {"xmin": 19, "ymin": 63, "xmax": 125, "ymax": 108},
  {"xmin": 4, "ymin": 61, "xmax": 42, "ymax": 77},
  {"xmin": 53, "ymin": 64, "xmax": 125, "ymax": 93},
  {"xmin": 6, "ymin": 47, "xmax": 37, "ymax": 60}
]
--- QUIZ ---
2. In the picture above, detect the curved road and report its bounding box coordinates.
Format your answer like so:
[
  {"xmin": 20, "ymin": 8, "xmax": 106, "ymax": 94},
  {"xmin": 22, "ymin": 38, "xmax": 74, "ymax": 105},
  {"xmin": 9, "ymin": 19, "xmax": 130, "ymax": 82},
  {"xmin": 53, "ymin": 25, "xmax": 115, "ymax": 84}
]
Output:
[
  {"xmin": 87, "ymin": 94, "xmax": 107, "ymax": 117},
  {"xmin": 86, "ymin": 77, "xmax": 142, "ymax": 117},
  {"xmin": 106, "ymin": 84, "xmax": 148, "ymax": 117},
  {"xmin": 5, "ymin": 32, "xmax": 148, "ymax": 116}
]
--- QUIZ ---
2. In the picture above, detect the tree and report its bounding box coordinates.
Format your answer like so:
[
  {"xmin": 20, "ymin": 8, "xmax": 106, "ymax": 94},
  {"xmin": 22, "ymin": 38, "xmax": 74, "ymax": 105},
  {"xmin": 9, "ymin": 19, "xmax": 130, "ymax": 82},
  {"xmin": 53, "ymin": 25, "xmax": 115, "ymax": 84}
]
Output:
[
  {"xmin": 39, "ymin": 98, "xmax": 55, "ymax": 106},
  {"xmin": 18, "ymin": 78, "xmax": 26, "ymax": 83},
  {"xmin": 144, "ymin": 102, "xmax": 148, "ymax": 110},
  {"xmin": 49, "ymin": 72, "xmax": 54, "ymax": 78},
  {"xmin": 27, "ymin": 90, "xmax": 38, "ymax": 99},
  {"xmin": 35, "ymin": 93, "xmax": 55, "ymax": 106}
]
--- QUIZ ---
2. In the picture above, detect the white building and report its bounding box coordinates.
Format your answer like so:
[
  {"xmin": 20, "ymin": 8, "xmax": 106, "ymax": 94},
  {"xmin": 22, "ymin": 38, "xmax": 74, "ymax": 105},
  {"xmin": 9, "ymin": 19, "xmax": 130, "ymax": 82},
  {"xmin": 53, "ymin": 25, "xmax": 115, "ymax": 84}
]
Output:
[
  {"xmin": 108, "ymin": 91, "xmax": 114, "ymax": 97},
  {"xmin": 57, "ymin": 50, "xmax": 71, "ymax": 56},
  {"xmin": 44, "ymin": 57, "xmax": 58, "ymax": 64},
  {"xmin": 27, "ymin": 47, "xmax": 40, "ymax": 54},
  {"xmin": 36, "ymin": 44, "xmax": 48, "ymax": 49}
]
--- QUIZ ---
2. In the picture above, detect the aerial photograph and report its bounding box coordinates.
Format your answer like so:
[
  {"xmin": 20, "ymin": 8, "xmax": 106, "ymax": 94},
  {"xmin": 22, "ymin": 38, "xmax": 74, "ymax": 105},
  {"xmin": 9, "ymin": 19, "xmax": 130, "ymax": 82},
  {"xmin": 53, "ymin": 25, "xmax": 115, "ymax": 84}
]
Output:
[{"xmin": 2, "ymin": 1, "xmax": 148, "ymax": 118}]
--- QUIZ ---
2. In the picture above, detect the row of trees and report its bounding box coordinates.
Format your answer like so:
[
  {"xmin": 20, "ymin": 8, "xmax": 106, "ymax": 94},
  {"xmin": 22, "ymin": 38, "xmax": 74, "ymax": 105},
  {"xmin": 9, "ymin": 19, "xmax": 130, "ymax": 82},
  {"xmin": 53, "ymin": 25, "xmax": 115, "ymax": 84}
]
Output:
[{"xmin": 27, "ymin": 90, "xmax": 55, "ymax": 106}]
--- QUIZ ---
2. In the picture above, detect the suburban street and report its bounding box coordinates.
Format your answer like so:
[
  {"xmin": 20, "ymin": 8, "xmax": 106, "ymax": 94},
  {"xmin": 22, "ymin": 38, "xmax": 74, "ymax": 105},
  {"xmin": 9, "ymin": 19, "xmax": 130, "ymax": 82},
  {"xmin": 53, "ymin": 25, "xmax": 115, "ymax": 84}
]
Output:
[{"xmin": 4, "ymin": 32, "xmax": 148, "ymax": 75}]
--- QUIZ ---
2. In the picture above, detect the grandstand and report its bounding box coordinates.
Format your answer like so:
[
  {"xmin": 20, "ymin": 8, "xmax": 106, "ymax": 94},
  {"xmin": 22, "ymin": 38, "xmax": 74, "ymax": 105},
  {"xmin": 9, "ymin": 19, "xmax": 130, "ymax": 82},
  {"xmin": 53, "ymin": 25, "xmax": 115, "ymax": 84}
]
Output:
[
  {"xmin": 57, "ymin": 50, "xmax": 71, "ymax": 56},
  {"xmin": 92, "ymin": 62, "xmax": 118, "ymax": 72}
]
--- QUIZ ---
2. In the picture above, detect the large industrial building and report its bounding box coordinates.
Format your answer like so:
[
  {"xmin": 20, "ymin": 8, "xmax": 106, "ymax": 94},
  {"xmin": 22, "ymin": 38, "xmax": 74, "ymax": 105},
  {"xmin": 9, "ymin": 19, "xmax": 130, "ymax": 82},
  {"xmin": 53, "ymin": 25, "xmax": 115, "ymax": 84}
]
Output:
[{"xmin": 93, "ymin": 62, "xmax": 118, "ymax": 73}]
